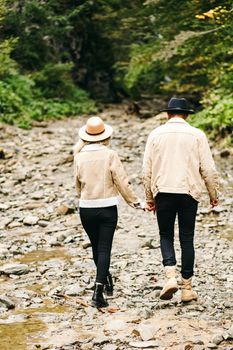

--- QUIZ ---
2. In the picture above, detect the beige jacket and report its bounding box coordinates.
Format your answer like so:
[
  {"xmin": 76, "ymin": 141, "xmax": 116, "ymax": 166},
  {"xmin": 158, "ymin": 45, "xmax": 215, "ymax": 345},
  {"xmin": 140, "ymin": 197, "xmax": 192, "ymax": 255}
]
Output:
[
  {"xmin": 143, "ymin": 117, "xmax": 219, "ymax": 202},
  {"xmin": 74, "ymin": 144, "xmax": 140, "ymax": 207}
]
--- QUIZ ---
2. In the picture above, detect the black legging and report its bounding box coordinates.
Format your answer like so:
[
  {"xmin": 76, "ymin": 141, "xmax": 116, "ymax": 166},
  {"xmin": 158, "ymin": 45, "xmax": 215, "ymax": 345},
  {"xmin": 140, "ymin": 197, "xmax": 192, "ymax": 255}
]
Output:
[
  {"xmin": 156, "ymin": 193, "xmax": 198, "ymax": 279},
  {"xmin": 79, "ymin": 206, "xmax": 118, "ymax": 284}
]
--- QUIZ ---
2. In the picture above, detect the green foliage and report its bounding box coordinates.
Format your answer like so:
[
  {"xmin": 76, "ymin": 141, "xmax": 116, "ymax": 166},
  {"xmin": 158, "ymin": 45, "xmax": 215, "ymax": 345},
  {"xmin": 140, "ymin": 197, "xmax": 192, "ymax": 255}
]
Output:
[
  {"xmin": 0, "ymin": 73, "xmax": 97, "ymax": 128},
  {"xmin": 32, "ymin": 63, "xmax": 79, "ymax": 99},
  {"xmin": 190, "ymin": 90, "xmax": 233, "ymax": 142},
  {"xmin": 0, "ymin": 0, "xmax": 232, "ymax": 140}
]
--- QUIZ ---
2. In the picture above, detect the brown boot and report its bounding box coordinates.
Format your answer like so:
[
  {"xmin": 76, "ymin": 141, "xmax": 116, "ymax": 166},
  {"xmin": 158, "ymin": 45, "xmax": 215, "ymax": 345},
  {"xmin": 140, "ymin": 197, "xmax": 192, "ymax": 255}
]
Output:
[
  {"xmin": 160, "ymin": 266, "xmax": 178, "ymax": 300},
  {"xmin": 181, "ymin": 277, "xmax": 198, "ymax": 302}
]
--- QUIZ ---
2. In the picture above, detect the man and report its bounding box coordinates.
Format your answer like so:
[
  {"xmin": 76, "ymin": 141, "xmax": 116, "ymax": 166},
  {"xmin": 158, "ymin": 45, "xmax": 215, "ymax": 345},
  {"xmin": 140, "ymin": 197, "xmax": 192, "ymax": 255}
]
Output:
[{"xmin": 143, "ymin": 97, "xmax": 219, "ymax": 302}]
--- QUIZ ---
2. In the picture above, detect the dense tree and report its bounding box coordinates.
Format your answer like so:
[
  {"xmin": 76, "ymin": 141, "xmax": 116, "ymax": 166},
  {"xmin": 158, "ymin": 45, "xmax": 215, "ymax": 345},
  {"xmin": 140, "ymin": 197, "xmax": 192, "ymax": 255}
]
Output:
[{"xmin": 0, "ymin": 0, "xmax": 232, "ymax": 138}]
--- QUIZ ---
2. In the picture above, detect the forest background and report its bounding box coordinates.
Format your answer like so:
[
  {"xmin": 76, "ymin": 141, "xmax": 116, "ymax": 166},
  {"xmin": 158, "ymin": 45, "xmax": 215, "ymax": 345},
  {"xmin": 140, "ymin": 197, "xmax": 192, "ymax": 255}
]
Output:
[{"xmin": 0, "ymin": 0, "xmax": 232, "ymax": 143}]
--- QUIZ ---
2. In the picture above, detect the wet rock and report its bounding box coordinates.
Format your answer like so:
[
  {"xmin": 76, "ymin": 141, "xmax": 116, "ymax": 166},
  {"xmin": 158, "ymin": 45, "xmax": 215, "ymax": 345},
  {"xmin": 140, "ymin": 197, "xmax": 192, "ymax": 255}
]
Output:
[
  {"xmin": 220, "ymin": 150, "xmax": 230, "ymax": 157},
  {"xmin": 0, "ymin": 295, "xmax": 15, "ymax": 309},
  {"xmin": 0, "ymin": 263, "xmax": 30, "ymax": 276}
]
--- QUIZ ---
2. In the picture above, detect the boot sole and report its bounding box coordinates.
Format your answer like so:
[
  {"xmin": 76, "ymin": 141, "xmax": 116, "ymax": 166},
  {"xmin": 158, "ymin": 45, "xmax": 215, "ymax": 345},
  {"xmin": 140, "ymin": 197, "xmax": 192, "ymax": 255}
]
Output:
[
  {"xmin": 91, "ymin": 301, "xmax": 109, "ymax": 308},
  {"xmin": 160, "ymin": 287, "xmax": 178, "ymax": 300},
  {"xmin": 104, "ymin": 291, "xmax": 113, "ymax": 296},
  {"xmin": 181, "ymin": 296, "xmax": 198, "ymax": 303}
]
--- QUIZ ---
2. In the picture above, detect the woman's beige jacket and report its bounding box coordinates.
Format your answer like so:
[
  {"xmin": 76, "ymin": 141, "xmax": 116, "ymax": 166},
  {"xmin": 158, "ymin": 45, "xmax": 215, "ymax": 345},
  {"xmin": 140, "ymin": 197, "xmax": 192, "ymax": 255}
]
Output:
[
  {"xmin": 74, "ymin": 144, "xmax": 139, "ymax": 208},
  {"xmin": 143, "ymin": 117, "xmax": 219, "ymax": 202}
]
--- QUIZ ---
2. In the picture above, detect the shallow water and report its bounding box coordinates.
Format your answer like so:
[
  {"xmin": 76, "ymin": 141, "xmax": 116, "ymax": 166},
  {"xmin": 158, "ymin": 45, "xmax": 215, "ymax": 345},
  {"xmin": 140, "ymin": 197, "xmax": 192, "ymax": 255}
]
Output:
[{"xmin": 16, "ymin": 248, "xmax": 71, "ymax": 264}]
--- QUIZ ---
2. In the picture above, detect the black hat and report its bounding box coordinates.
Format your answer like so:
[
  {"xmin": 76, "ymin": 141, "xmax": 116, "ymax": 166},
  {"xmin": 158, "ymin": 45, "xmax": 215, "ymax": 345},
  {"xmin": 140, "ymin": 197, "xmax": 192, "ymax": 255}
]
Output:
[{"xmin": 160, "ymin": 97, "xmax": 195, "ymax": 114}]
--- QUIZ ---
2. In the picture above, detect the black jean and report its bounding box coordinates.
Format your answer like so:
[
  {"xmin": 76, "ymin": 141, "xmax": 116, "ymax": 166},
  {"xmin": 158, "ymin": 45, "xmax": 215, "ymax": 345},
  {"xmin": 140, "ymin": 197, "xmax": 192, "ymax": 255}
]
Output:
[
  {"xmin": 79, "ymin": 206, "xmax": 118, "ymax": 284},
  {"xmin": 155, "ymin": 193, "xmax": 198, "ymax": 279}
]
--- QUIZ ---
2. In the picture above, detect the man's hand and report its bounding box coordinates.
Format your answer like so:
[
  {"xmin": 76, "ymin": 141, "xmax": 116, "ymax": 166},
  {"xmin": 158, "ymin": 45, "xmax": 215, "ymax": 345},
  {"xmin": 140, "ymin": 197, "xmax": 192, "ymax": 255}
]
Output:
[
  {"xmin": 210, "ymin": 198, "xmax": 219, "ymax": 207},
  {"xmin": 145, "ymin": 201, "xmax": 156, "ymax": 213}
]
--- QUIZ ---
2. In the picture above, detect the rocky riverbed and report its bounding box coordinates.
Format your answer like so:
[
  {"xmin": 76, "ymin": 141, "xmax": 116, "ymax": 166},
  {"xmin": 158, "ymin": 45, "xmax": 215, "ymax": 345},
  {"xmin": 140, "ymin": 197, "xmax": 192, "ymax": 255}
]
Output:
[{"xmin": 0, "ymin": 105, "xmax": 232, "ymax": 350}]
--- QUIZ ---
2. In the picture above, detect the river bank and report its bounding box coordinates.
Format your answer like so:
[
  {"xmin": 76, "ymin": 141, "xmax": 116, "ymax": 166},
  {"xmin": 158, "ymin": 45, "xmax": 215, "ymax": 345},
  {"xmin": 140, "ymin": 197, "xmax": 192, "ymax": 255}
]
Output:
[{"xmin": 0, "ymin": 105, "xmax": 232, "ymax": 350}]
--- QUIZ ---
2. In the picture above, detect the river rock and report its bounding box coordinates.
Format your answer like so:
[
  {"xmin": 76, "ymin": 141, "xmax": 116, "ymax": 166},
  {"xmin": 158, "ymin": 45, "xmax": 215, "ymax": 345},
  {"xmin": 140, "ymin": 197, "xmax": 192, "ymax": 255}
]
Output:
[
  {"xmin": 0, "ymin": 203, "xmax": 10, "ymax": 210},
  {"xmin": 0, "ymin": 295, "xmax": 15, "ymax": 309},
  {"xmin": 220, "ymin": 150, "xmax": 230, "ymax": 157},
  {"xmin": 136, "ymin": 323, "xmax": 160, "ymax": 341},
  {"xmin": 129, "ymin": 340, "xmax": 160, "ymax": 348},
  {"xmin": 57, "ymin": 203, "xmax": 76, "ymax": 215},
  {"xmin": 23, "ymin": 215, "xmax": 39, "ymax": 225},
  {"xmin": 0, "ymin": 217, "xmax": 12, "ymax": 229},
  {"xmin": 64, "ymin": 284, "xmax": 85, "ymax": 296},
  {"xmin": 104, "ymin": 319, "xmax": 128, "ymax": 332},
  {"xmin": 226, "ymin": 324, "xmax": 233, "ymax": 338},
  {"xmin": 0, "ymin": 263, "xmax": 30, "ymax": 275}
]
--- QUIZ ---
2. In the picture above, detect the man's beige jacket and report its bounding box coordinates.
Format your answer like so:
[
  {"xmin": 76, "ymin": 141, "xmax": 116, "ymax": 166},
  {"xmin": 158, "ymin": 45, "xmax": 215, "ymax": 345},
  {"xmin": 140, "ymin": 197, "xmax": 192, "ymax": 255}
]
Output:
[
  {"xmin": 74, "ymin": 144, "xmax": 139, "ymax": 207},
  {"xmin": 143, "ymin": 117, "xmax": 219, "ymax": 202}
]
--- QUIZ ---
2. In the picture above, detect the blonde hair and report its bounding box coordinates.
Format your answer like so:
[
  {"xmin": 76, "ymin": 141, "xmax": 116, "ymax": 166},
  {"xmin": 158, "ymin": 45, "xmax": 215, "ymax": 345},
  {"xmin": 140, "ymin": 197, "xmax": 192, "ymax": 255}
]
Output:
[{"xmin": 73, "ymin": 137, "xmax": 111, "ymax": 155}]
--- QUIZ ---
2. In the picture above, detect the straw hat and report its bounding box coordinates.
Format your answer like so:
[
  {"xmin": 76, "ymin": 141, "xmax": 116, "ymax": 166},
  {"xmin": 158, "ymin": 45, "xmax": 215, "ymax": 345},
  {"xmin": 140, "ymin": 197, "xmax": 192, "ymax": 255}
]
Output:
[{"xmin": 78, "ymin": 116, "xmax": 113, "ymax": 142}]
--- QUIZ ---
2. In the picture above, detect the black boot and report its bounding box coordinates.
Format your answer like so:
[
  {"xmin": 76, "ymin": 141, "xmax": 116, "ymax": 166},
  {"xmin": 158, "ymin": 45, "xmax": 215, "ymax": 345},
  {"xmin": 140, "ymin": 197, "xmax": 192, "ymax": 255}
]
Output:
[
  {"xmin": 92, "ymin": 283, "xmax": 109, "ymax": 308},
  {"xmin": 104, "ymin": 274, "xmax": 113, "ymax": 296}
]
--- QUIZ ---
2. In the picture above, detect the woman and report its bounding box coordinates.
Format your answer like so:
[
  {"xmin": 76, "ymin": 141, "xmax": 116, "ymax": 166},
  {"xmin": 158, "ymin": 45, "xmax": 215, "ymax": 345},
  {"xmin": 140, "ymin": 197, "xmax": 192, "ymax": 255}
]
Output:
[{"xmin": 74, "ymin": 116, "xmax": 142, "ymax": 308}]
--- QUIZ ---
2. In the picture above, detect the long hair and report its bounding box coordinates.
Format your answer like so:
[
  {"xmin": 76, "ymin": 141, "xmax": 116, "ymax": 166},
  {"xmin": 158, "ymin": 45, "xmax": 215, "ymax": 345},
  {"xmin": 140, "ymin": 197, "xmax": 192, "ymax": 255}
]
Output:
[{"xmin": 73, "ymin": 137, "xmax": 111, "ymax": 155}]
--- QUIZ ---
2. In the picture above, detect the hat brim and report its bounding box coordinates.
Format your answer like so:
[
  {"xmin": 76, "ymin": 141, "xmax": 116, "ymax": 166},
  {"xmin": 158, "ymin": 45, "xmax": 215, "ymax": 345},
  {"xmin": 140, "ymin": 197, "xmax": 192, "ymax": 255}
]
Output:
[
  {"xmin": 78, "ymin": 124, "xmax": 113, "ymax": 142},
  {"xmin": 160, "ymin": 108, "xmax": 195, "ymax": 114}
]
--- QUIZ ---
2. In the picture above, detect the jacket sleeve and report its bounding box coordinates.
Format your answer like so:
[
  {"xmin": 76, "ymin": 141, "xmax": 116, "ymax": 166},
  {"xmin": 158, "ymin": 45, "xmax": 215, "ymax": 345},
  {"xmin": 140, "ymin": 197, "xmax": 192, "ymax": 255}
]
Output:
[
  {"xmin": 142, "ymin": 132, "xmax": 154, "ymax": 202},
  {"xmin": 198, "ymin": 132, "xmax": 219, "ymax": 201},
  {"xmin": 73, "ymin": 155, "xmax": 81, "ymax": 198},
  {"xmin": 110, "ymin": 151, "xmax": 140, "ymax": 207}
]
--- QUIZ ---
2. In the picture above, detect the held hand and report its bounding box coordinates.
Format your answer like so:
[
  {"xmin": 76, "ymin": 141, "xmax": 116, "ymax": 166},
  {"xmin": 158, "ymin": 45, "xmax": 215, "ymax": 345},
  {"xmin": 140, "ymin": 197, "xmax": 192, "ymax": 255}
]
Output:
[
  {"xmin": 210, "ymin": 198, "xmax": 219, "ymax": 208},
  {"xmin": 144, "ymin": 201, "xmax": 156, "ymax": 213}
]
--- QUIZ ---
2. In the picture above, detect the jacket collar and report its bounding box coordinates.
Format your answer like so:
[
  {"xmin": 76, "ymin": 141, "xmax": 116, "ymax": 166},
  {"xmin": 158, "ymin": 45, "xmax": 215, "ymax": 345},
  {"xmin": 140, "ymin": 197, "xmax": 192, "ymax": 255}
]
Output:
[
  {"xmin": 166, "ymin": 117, "xmax": 188, "ymax": 124},
  {"xmin": 81, "ymin": 144, "xmax": 107, "ymax": 152}
]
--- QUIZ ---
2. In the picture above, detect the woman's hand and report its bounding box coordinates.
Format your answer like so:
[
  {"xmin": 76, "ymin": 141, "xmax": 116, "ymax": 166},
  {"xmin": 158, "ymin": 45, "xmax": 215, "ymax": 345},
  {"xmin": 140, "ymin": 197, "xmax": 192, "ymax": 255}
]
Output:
[
  {"xmin": 144, "ymin": 201, "xmax": 156, "ymax": 213},
  {"xmin": 210, "ymin": 198, "xmax": 219, "ymax": 207}
]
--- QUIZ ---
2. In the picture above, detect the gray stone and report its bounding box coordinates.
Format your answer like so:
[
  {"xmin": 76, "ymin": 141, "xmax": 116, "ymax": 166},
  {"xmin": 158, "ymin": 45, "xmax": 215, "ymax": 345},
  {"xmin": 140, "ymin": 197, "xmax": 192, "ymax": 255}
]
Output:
[
  {"xmin": 129, "ymin": 340, "xmax": 160, "ymax": 348},
  {"xmin": 38, "ymin": 220, "xmax": 49, "ymax": 227},
  {"xmin": 0, "ymin": 295, "xmax": 15, "ymax": 309},
  {"xmin": 0, "ymin": 314, "xmax": 28, "ymax": 324},
  {"xmin": 137, "ymin": 323, "xmax": 160, "ymax": 341},
  {"xmin": 211, "ymin": 334, "xmax": 223, "ymax": 345},
  {"xmin": 82, "ymin": 241, "xmax": 91, "ymax": 249},
  {"xmin": 0, "ymin": 217, "xmax": 12, "ymax": 229},
  {"xmin": 0, "ymin": 203, "xmax": 10, "ymax": 210},
  {"xmin": 64, "ymin": 284, "xmax": 85, "ymax": 296},
  {"xmin": 0, "ymin": 263, "xmax": 30, "ymax": 276},
  {"xmin": 23, "ymin": 215, "xmax": 39, "ymax": 225}
]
